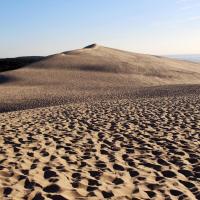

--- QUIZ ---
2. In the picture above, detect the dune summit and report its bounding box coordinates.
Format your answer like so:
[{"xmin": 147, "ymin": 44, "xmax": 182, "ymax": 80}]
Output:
[
  {"xmin": 29, "ymin": 44, "xmax": 200, "ymax": 77},
  {"xmin": 0, "ymin": 44, "xmax": 200, "ymax": 112}
]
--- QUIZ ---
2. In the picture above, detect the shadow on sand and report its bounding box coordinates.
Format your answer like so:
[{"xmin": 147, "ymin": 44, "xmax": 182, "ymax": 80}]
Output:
[{"xmin": 0, "ymin": 74, "xmax": 15, "ymax": 84}]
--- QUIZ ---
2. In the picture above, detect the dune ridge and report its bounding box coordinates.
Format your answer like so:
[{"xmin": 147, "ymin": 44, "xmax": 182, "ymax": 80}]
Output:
[{"xmin": 29, "ymin": 44, "xmax": 200, "ymax": 77}]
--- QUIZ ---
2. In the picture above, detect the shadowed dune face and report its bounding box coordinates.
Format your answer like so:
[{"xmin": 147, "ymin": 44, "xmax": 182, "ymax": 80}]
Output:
[
  {"xmin": 0, "ymin": 74, "xmax": 18, "ymax": 84},
  {"xmin": 0, "ymin": 75, "xmax": 11, "ymax": 84},
  {"xmin": 0, "ymin": 56, "xmax": 44, "ymax": 72}
]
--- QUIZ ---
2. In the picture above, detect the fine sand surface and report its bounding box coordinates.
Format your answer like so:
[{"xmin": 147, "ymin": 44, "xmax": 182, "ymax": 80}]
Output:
[
  {"xmin": 0, "ymin": 91, "xmax": 200, "ymax": 200},
  {"xmin": 0, "ymin": 45, "xmax": 200, "ymax": 199}
]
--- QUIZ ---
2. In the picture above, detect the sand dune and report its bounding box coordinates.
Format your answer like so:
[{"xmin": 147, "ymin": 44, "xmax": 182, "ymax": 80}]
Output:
[
  {"xmin": 0, "ymin": 44, "xmax": 200, "ymax": 112},
  {"xmin": 0, "ymin": 45, "xmax": 200, "ymax": 199},
  {"xmin": 30, "ymin": 44, "xmax": 200, "ymax": 77}
]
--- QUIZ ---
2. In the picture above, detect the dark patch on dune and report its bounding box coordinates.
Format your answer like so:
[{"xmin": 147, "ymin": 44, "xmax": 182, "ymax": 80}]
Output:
[
  {"xmin": 0, "ymin": 74, "xmax": 16, "ymax": 84},
  {"xmin": 0, "ymin": 56, "xmax": 44, "ymax": 72},
  {"xmin": 84, "ymin": 43, "xmax": 98, "ymax": 49},
  {"xmin": 77, "ymin": 64, "xmax": 120, "ymax": 73}
]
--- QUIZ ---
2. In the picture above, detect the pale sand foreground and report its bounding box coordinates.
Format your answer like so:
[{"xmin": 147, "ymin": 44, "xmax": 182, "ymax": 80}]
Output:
[{"xmin": 0, "ymin": 94, "xmax": 200, "ymax": 200}]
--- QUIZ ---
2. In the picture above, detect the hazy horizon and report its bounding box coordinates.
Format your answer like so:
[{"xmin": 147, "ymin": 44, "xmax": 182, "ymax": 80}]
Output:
[
  {"xmin": 1, "ymin": 45, "xmax": 200, "ymax": 60},
  {"xmin": 1, "ymin": 0, "xmax": 200, "ymax": 57}
]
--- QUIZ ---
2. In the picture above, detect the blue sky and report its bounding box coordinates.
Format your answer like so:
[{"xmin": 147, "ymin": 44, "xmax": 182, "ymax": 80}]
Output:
[{"xmin": 0, "ymin": 0, "xmax": 200, "ymax": 57}]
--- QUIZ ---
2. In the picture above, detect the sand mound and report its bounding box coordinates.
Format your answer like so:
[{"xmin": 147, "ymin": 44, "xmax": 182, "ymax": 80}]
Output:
[
  {"xmin": 1, "ymin": 44, "xmax": 200, "ymax": 112},
  {"xmin": 0, "ymin": 45, "xmax": 200, "ymax": 199},
  {"xmin": 29, "ymin": 44, "xmax": 200, "ymax": 78}
]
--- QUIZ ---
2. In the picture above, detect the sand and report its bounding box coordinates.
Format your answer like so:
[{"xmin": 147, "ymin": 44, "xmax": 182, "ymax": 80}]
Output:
[
  {"xmin": 0, "ymin": 45, "xmax": 200, "ymax": 199},
  {"xmin": 1, "ymin": 44, "xmax": 200, "ymax": 113},
  {"xmin": 0, "ymin": 89, "xmax": 200, "ymax": 200}
]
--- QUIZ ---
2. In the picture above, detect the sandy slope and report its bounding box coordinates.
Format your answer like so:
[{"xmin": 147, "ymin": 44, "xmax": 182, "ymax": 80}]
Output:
[
  {"xmin": 0, "ymin": 45, "xmax": 200, "ymax": 199},
  {"xmin": 0, "ymin": 92, "xmax": 200, "ymax": 200},
  {"xmin": 30, "ymin": 44, "xmax": 200, "ymax": 76},
  {"xmin": 1, "ymin": 44, "xmax": 200, "ymax": 112}
]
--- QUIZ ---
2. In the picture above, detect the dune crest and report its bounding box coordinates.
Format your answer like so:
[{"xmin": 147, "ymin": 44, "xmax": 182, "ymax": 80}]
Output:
[
  {"xmin": 28, "ymin": 44, "xmax": 200, "ymax": 78},
  {"xmin": 83, "ymin": 43, "xmax": 99, "ymax": 49}
]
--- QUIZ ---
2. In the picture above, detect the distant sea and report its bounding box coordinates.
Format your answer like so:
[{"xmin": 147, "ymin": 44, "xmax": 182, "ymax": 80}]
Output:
[{"xmin": 166, "ymin": 55, "xmax": 200, "ymax": 63}]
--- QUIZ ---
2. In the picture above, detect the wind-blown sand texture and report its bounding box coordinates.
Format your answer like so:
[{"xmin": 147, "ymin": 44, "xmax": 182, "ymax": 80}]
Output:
[
  {"xmin": 0, "ymin": 45, "xmax": 200, "ymax": 199},
  {"xmin": 0, "ymin": 92, "xmax": 200, "ymax": 200}
]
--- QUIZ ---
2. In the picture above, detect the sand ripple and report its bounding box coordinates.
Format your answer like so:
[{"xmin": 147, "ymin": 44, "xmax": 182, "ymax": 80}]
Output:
[{"xmin": 0, "ymin": 95, "xmax": 200, "ymax": 199}]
